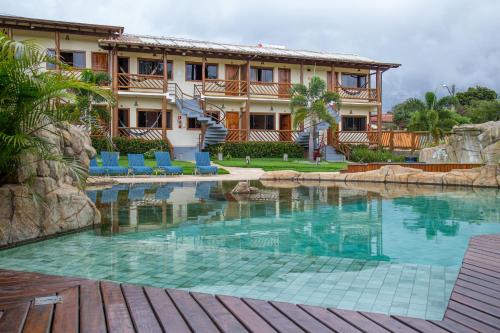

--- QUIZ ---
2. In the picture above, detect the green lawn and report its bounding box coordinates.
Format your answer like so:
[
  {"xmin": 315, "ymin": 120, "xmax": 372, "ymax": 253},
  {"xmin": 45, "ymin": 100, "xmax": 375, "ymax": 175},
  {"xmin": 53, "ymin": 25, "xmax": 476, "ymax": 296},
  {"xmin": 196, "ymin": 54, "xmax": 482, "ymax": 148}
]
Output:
[
  {"xmin": 214, "ymin": 158, "xmax": 347, "ymax": 172},
  {"xmin": 96, "ymin": 155, "xmax": 229, "ymax": 175}
]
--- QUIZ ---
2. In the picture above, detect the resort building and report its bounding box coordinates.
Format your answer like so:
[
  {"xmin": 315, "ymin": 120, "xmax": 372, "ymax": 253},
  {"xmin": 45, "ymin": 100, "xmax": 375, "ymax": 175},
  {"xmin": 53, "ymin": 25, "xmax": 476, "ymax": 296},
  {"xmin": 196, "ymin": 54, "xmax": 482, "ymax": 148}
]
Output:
[{"xmin": 0, "ymin": 15, "xmax": 400, "ymax": 159}]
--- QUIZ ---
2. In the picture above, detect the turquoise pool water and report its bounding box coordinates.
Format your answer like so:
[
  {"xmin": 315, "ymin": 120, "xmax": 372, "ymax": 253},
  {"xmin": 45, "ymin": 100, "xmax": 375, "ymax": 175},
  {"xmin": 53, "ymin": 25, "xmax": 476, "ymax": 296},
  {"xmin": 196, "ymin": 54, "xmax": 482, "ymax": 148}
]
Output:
[{"xmin": 0, "ymin": 181, "xmax": 499, "ymax": 320}]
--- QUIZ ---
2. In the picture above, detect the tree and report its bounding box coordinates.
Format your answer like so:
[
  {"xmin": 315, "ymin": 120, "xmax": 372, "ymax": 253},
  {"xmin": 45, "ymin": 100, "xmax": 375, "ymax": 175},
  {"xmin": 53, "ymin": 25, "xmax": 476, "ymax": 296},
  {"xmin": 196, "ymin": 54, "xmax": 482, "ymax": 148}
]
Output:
[
  {"xmin": 407, "ymin": 92, "xmax": 469, "ymax": 143},
  {"xmin": 392, "ymin": 98, "xmax": 426, "ymax": 129},
  {"xmin": 0, "ymin": 34, "xmax": 113, "ymax": 185},
  {"xmin": 290, "ymin": 76, "xmax": 341, "ymax": 161},
  {"xmin": 464, "ymin": 100, "xmax": 500, "ymax": 123},
  {"xmin": 456, "ymin": 86, "xmax": 497, "ymax": 107}
]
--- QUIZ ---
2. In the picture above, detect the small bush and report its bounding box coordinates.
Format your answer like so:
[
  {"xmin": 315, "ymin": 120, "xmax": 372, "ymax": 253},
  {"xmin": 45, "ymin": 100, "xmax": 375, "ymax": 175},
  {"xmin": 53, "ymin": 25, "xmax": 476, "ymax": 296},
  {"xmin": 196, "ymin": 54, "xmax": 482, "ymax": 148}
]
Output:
[
  {"xmin": 207, "ymin": 142, "xmax": 304, "ymax": 158},
  {"xmin": 349, "ymin": 146, "xmax": 405, "ymax": 163},
  {"xmin": 92, "ymin": 136, "xmax": 170, "ymax": 155}
]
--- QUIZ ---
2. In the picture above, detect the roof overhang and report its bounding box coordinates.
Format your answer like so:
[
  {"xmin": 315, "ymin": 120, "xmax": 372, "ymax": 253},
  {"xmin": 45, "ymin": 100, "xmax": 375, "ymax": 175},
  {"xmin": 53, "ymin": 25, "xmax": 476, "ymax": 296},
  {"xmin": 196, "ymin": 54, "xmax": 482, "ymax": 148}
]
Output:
[
  {"xmin": 99, "ymin": 40, "xmax": 401, "ymax": 71},
  {"xmin": 0, "ymin": 15, "xmax": 124, "ymax": 37}
]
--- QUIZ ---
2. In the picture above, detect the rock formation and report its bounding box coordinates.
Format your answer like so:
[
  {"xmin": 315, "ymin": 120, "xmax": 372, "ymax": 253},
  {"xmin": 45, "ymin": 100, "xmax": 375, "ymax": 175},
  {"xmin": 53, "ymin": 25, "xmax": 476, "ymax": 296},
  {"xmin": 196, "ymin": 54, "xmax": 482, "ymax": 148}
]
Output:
[
  {"xmin": 419, "ymin": 121, "xmax": 500, "ymax": 164},
  {"xmin": 260, "ymin": 164, "xmax": 500, "ymax": 188},
  {"xmin": 231, "ymin": 181, "xmax": 259, "ymax": 194},
  {"xmin": 0, "ymin": 123, "xmax": 100, "ymax": 247}
]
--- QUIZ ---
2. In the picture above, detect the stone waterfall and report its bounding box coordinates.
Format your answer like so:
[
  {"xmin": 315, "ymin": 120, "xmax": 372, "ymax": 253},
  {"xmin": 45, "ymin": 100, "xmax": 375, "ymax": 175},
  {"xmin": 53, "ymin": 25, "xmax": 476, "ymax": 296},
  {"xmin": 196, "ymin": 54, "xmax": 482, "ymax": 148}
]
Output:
[{"xmin": 0, "ymin": 123, "xmax": 100, "ymax": 247}]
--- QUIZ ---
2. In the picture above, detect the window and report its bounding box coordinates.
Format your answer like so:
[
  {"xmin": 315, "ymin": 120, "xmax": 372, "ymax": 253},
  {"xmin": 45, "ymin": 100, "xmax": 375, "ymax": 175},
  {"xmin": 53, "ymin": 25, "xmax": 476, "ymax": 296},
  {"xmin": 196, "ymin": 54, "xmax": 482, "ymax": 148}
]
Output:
[
  {"xmin": 138, "ymin": 59, "xmax": 173, "ymax": 79},
  {"xmin": 341, "ymin": 73, "xmax": 367, "ymax": 88},
  {"xmin": 250, "ymin": 114, "xmax": 275, "ymax": 130},
  {"xmin": 92, "ymin": 53, "xmax": 108, "ymax": 72},
  {"xmin": 118, "ymin": 109, "xmax": 129, "ymax": 127},
  {"xmin": 185, "ymin": 63, "xmax": 218, "ymax": 81},
  {"xmin": 137, "ymin": 110, "xmax": 172, "ymax": 129},
  {"xmin": 47, "ymin": 49, "xmax": 86, "ymax": 69},
  {"xmin": 250, "ymin": 67, "xmax": 273, "ymax": 82},
  {"xmin": 342, "ymin": 116, "xmax": 367, "ymax": 131}
]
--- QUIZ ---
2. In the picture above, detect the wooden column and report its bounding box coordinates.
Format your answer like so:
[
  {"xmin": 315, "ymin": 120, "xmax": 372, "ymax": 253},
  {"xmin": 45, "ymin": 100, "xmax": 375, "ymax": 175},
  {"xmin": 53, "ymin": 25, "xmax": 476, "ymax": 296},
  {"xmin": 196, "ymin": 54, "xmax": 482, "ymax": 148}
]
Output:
[
  {"xmin": 54, "ymin": 31, "xmax": 61, "ymax": 73},
  {"xmin": 111, "ymin": 47, "xmax": 119, "ymax": 137},
  {"xmin": 331, "ymin": 64, "xmax": 336, "ymax": 92},
  {"xmin": 299, "ymin": 63, "xmax": 304, "ymax": 85},
  {"xmin": 389, "ymin": 129, "xmax": 394, "ymax": 151},
  {"xmin": 161, "ymin": 52, "xmax": 168, "ymax": 139},
  {"xmin": 202, "ymin": 57, "xmax": 206, "ymax": 94},
  {"xmin": 245, "ymin": 60, "xmax": 251, "ymax": 141},
  {"xmin": 6, "ymin": 27, "xmax": 13, "ymax": 39},
  {"xmin": 376, "ymin": 69, "xmax": 382, "ymax": 147}
]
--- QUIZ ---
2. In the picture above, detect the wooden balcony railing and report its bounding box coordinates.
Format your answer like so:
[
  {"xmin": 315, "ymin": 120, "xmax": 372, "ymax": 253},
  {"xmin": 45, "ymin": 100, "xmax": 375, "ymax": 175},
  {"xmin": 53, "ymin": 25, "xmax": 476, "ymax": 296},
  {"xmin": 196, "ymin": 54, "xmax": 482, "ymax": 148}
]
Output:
[
  {"xmin": 117, "ymin": 73, "xmax": 164, "ymax": 90},
  {"xmin": 333, "ymin": 130, "xmax": 438, "ymax": 150},
  {"xmin": 204, "ymin": 79, "xmax": 248, "ymax": 96},
  {"xmin": 118, "ymin": 127, "xmax": 162, "ymax": 140},
  {"xmin": 201, "ymin": 80, "xmax": 292, "ymax": 99},
  {"xmin": 226, "ymin": 129, "xmax": 300, "ymax": 142},
  {"xmin": 335, "ymin": 86, "xmax": 378, "ymax": 101},
  {"xmin": 249, "ymin": 82, "xmax": 292, "ymax": 98}
]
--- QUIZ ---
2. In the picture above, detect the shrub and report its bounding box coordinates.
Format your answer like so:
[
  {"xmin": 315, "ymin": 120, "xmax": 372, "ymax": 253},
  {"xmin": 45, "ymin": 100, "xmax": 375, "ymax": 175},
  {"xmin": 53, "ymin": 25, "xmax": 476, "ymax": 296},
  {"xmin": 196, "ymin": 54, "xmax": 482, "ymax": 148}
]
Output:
[
  {"xmin": 92, "ymin": 136, "xmax": 170, "ymax": 155},
  {"xmin": 207, "ymin": 142, "xmax": 304, "ymax": 158},
  {"xmin": 349, "ymin": 146, "xmax": 405, "ymax": 163}
]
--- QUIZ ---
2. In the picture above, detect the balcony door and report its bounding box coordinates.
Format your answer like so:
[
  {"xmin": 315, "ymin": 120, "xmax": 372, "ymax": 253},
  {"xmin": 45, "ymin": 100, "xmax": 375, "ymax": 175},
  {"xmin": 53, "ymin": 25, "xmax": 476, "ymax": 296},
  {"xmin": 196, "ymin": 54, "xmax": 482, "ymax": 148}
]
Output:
[
  {"xmin": 278, "ymin": 68, "xmax": 291, "ymax": 97},
  {"xmin": 118, "ymin": 57, "xmax": 129, "ymax": 90},
  {"xmin": 225, "ymin": 65, "xmax": 240, "ymax": 96}
]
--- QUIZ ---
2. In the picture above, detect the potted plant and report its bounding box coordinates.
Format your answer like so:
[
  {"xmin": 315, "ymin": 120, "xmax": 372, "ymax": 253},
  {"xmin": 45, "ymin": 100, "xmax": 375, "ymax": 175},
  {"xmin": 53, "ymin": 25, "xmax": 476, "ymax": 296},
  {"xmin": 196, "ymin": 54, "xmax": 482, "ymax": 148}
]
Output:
[{"xmin": 216, "ymin": 145, "xmax": 224, "ymax": 161}]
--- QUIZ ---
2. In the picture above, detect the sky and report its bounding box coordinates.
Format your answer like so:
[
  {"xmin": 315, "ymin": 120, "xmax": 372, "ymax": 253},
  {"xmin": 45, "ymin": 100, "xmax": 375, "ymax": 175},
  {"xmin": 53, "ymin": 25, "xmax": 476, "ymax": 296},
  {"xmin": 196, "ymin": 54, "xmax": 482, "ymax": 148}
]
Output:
[{"xmin": 1, "ymin": 0, "xmax": 500, "ymax": 111}]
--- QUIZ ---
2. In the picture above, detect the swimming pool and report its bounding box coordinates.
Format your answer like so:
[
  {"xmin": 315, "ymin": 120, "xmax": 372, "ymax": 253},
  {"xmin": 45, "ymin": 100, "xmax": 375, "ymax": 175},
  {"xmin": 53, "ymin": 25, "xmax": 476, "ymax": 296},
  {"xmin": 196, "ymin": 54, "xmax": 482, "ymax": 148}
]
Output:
[{"xmin": 0, "ymin": 181, "xmax": 498, "ymax": 320}]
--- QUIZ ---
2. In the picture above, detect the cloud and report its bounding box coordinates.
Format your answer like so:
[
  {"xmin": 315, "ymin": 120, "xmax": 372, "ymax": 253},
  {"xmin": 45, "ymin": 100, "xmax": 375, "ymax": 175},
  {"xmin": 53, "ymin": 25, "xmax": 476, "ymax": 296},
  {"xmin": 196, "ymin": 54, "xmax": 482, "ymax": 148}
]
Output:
[{"xmin": 2, "ymin": 0, "xmax": 499, "ymax": 110}]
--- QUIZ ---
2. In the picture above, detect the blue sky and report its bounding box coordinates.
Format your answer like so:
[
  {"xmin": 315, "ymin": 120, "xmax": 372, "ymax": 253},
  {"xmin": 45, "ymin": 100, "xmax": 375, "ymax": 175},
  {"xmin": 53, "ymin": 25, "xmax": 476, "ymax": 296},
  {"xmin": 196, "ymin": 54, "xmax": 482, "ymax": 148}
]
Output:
[{"xmin": 2, "ymin": 0, "xmax": 499, "ymax": 111}]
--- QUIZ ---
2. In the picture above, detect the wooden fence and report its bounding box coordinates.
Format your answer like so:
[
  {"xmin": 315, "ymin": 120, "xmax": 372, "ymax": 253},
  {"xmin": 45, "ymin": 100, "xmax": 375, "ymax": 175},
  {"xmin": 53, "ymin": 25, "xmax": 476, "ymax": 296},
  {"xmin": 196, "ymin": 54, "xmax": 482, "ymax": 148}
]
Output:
[{"xmin": 342, "ymin": 163, "xmax": 483, "ymax": 173}]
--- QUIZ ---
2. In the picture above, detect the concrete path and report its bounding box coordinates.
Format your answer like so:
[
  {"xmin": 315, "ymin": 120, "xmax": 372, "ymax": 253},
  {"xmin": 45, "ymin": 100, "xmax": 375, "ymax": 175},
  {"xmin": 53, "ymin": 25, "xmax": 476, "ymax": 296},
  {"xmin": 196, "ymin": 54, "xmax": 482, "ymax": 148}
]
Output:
[{"xmin": 110, "ymin": 165, "xmax": 265, "ymax": 184}]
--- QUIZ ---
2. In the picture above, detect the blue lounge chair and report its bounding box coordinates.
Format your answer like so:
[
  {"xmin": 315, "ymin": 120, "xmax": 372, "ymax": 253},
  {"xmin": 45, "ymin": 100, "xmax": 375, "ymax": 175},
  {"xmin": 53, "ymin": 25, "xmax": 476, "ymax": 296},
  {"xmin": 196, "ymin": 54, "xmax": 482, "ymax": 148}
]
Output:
[
  {"xmin": 101, "ymin": 151, "xmax": 128, "ymax": 176},
  {"xmin": 128, "ymin": 154, "xmax": 153, "ymax": 175},
  {"xmin": 89, "ymin": 158, "xmax": 106, "ymax": 176},
  {"xmin": 195, "ymin": 181, "xmax": 216, "ymax": 200},
  {"xmin": 101, "ymin": 188, "xmax": 119, "ymax": 203},
  {"xmin": 86, "ymin": 190, "xmax": 98, "ymax": 203},
  {"xmin": 155, "ymin": 152, "xmax": 183, "ymax": 175},
  {"xmin": 155, "ymin": 184, "xmax": 175, "ymax": 200},
  {"xmin": 195, "ymin": 152, "xmax": 218, "ymax": 175}
]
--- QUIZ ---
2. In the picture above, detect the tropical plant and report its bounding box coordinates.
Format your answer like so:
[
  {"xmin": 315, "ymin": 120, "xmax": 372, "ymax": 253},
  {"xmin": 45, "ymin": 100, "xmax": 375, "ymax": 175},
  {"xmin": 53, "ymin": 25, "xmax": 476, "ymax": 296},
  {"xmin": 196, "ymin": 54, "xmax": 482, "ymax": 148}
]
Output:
[
  {"xmin": 0, "ymin": 34, "xmax": 113, "ymax": 186},
  {"xmin": 456, "ymin": 86, "xmax": 497, "ymax": 107},
  {"xmin": 406, "ymin": 92, "xmax": 469, "ymax": 143},
  {"xmin": 290, "ymin": 76, "xmax": 341, "ymax": 160},
  {"xmin": 392, "ymin": 98, "xmax": 426, "ymax": 129},
  {"xmin": 464, "ymin": 100, "xmax": 500, "ymax": 123}
]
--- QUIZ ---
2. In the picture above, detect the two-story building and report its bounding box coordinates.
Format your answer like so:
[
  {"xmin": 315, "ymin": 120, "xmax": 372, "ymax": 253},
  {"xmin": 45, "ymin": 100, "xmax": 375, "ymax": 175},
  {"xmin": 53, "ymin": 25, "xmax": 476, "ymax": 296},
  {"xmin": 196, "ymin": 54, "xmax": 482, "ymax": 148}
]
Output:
[{"xmin": 1, "ymin": 15, "xmax": 400, "ymax": 160}]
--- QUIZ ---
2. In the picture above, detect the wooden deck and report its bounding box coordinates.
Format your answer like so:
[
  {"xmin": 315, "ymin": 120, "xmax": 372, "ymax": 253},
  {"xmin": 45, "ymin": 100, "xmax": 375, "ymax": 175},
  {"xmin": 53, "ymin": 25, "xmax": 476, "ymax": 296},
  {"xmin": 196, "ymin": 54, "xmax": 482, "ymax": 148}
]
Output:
[{"xmin": 1, "ymin": 234, "xmax": 499, "ymax": 332}]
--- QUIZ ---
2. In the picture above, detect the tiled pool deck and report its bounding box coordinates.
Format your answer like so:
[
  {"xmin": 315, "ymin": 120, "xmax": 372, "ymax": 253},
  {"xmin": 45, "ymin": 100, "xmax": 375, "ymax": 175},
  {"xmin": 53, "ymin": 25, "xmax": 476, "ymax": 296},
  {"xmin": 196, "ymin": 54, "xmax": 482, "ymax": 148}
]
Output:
[
  {"xmin": 0, "ymin": 231, "xmax": 457, "ymax": 320},
  {"xmin": 1, "ymin": 234, "xmax": 499, "ymax": 332}
]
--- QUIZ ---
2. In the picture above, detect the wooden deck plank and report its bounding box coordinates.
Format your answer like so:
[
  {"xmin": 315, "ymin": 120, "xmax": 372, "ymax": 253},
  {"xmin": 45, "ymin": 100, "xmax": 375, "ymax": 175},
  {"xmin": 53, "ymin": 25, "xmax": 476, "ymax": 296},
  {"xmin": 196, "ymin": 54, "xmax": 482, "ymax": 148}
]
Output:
[
  {"xmin": 0, "ymin": 302, "xmax": 30, "ymax": 333},
  {"xmin": 144, "ymin": 287, "xmax": 191, "ymax": 333},
  {"xmin": 167, "ymin": 288, "xmax": 220, "ymax": 333},
  {"xmin": 445, "ymin": 309, "xmax": 499, "ymax": 333},
  {"xmin": 101, "ymin": 281, "xmax": 135, "ymax": 333},
  {"xmin": 217, "ymin": 295, "xmax": 276, "ymax": 333},
  {"xmin": 360, "ymin": 312, "xmax": 419, "ymax": 332},
  {"xmin": 192, "ymin": 292, "xmax": 248, "ymax": 333},
  {"xmin": 430, "ymin": 318, "xmax": 478, "ymax": 333},
  {"xmin": 299, "ymin": 304, "xmax": 362, "ymax": 333},
  {"xmin": 453, "ymin": 285, "xmax": 500, "ymax": 307},
  {"xmin": 461, "ymin": 264, "xmax": 500, "ymax": 282},
  {"xmin": 447, "ymin": 301, "xmax": 500, "ymax": 330},
  {"xmin": 80, "ymin": 281, "xmax": 106, "ymax": 333},
  {"xmin": 244, "ymin": 298, "xmax": 305, "ymax": 333},
  {"xmin": 328, "ymin": 308, "xmax": 390, "ymax": 333},
  {"xmin": 459, "ymin": 268, "xmax": 500, "ymax": 287},
  {"xmin": 271, "ymin": 301, "xmax": 333, "ymax": 333},
  {"xmin": 455, "ymin": 278, "xmax": 500, "ymax": 298},
  {"xmin": 449, "ymin": 294, "xmax": 500, "ymax": 320},
  {"xmin": 122, "ymin": 284, "xmax": 162, "ymax": 333},
  {"xmin": 52, "ymin": 287, "xmax": 79, "ymax": 333},
  {"xmin": 393, "ymin": 316, "xmax": 450, "ymax": 333},
  {"xmin": 22, "ymin": 303, "xmax": 54, "ymax": 333}
]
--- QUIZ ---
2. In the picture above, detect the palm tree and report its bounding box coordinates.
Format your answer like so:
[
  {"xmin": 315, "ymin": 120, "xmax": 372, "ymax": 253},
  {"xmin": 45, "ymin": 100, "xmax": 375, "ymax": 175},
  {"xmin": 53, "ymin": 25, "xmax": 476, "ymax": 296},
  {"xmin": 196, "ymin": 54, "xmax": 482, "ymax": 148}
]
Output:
[
  {"xmin": 0, "ymin": 34, "xmax": 113, "ymax": 185},
  {"xmin": 407, "ymin": 92, "xmax": 468, "ymax": 143},
  {"xmin": 290, "ymin": 76, "xmax": 341, "ymax": 161}
]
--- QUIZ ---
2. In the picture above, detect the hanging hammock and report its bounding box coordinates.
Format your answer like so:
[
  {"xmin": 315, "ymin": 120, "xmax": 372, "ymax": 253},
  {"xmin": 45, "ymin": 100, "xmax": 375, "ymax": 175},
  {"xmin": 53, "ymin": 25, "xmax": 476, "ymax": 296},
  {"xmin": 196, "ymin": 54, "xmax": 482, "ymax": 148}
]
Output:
[{"xmin": 119, "ymin": 113, "xmax": 162, "ymax": 137}]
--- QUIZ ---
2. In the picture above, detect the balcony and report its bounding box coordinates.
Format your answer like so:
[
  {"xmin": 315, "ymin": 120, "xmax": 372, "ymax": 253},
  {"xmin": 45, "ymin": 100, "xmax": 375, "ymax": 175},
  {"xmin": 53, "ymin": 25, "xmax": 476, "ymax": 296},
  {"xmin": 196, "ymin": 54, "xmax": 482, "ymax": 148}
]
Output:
[
  {"xmin": 200, "ymin": 80, "xmax": 293, "ymax": 99},
  {"xmin": 334, "ymin": 86, "xmax": 378, "ymax": 101},
  {"xmin": 226, "ymin": 129, "xmax": 301, "ymax": 142},
  {"xmin": 117, "ymin": 73, "xmax": 164, "ymax": 91}
]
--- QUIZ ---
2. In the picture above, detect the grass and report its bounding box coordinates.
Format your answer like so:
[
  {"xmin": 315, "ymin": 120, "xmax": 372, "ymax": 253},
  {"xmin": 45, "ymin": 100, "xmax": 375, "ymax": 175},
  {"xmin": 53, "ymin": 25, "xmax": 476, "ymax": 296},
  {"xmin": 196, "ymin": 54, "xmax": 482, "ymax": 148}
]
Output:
[
  {"xmin": 214, "ymin": 158, "xmax": 347, "ymax": 172},
  {"xmin": 96, "ymin": 155, "xmax": 229, "ymax": 175}
]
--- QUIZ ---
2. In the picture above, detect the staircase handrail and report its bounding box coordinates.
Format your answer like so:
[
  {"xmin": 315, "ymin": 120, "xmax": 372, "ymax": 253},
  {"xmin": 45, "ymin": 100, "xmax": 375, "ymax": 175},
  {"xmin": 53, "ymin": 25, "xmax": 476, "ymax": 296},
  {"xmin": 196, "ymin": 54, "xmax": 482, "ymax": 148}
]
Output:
[{"xmin": 193, "ymin": 84, "xmax": 226, "ymax": 125}]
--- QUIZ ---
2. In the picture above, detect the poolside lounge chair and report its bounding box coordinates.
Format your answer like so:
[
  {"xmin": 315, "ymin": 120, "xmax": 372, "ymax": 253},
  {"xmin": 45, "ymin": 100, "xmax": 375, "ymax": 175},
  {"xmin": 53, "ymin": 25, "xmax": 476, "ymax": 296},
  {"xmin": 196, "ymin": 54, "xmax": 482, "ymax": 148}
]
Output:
[
  {"xmin": 101, "ymin": 151, "xmax": 128, "ymax": 176},
  {"xmin": 154, "ymin": 152, "xmax": 183, "ymax": 175},
  {"xmin": 128, "ymin": 154, "xmax": 154, "ymax": 175},
  {"xmin": 195, "ymin": 181, "xmax": 217, "ymax": 200},
  {"xmin": 194, "ymin": 152, "xmax": 218, "ymax": 175},
  {"xmin": 89, "ymin": 158, "xmax": 106, "ymax": 176},
  {"xmin": 86, "ymin": 190, "xmax": 98, "ymax": 203}
]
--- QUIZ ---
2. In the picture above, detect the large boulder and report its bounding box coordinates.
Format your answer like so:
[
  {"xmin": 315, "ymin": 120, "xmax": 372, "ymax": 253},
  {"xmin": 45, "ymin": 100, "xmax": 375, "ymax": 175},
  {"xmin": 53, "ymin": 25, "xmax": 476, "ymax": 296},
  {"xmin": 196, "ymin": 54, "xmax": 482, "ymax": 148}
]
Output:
[
  {"xmin": 419, "ymin": 121, "xmax": 500, "ymax": 164},
  {"xmin": 0, "ymin": 123, "xmax": 99, "ymax": 247}
]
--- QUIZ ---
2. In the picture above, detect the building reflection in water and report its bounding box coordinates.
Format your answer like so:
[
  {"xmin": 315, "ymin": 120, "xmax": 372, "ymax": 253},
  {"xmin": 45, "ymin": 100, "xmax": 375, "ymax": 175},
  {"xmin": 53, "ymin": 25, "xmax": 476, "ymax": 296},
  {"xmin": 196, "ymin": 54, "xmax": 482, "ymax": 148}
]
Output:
[{"xmin": 87, "ymin": 180, "xmax": 387, "ymax": 261}]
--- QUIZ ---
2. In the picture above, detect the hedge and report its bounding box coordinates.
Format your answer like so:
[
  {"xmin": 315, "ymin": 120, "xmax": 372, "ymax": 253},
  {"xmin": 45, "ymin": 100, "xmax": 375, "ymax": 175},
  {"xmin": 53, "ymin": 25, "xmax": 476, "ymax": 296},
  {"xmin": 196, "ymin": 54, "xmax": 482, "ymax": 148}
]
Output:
[
  {"xmin": 91, "ymin": 136, "xmax": 170, "ymax": 155},
  {"xmin": 207, "ymin": 142, "xmax": 304, "ymax": 158},
  {"xmin": 349, "ymin": 146, "xmax": 405, "ymax": 163}
]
